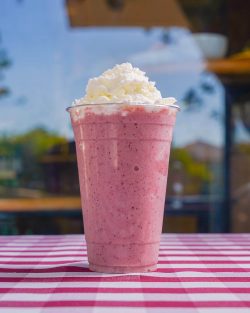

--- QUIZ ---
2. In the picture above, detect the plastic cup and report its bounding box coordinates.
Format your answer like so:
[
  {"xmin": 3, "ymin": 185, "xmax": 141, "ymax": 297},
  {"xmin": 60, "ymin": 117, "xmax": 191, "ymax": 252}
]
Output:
[{"xmin": 67, "ymin": 103, "xmax": 179, "ymax": 273}]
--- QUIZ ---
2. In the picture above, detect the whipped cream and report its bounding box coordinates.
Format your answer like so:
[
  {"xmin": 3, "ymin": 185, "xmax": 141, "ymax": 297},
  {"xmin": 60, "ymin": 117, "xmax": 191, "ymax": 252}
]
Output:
[{"xmin": 72, "ymin": 63, "xmax": 176, "ymax": 106}]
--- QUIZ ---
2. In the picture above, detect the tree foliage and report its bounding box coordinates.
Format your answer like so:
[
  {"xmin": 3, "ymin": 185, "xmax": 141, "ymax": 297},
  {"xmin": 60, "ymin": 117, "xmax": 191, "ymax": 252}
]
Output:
[
  {"xmin": 0, "ymin": 127, "xmax": 67, "ymax": 159},
  {"xmin": 171, "ymin": 148, "xmax": 212, "ymax": 181},
  {"xmin": 11, "ymin": 127, "xmax": 67, "ymax": 159},
  {"xmin": 0, "ymin": 128, "xmax": 67, "ymax": 188}
]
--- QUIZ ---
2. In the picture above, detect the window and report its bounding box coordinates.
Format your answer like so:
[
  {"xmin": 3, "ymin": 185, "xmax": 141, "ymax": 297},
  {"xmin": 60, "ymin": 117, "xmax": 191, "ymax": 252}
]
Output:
[{"xmin": 0, "ymin": 0, "xmax": 249, "ymax": 234}]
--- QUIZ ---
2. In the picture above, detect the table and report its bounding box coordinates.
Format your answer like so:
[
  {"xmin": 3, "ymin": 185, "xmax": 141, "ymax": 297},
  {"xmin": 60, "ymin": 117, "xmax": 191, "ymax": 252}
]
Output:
[{"xmin": 0, "ymin": 234, "xmax": 250, "ymax": 312}]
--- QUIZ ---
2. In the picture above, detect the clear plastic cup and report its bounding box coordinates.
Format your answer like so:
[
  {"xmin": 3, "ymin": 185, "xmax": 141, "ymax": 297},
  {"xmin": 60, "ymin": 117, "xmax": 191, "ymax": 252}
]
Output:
[{"xmin": 67, "ymin": 103, "xmax": 179, "ymax": 273}]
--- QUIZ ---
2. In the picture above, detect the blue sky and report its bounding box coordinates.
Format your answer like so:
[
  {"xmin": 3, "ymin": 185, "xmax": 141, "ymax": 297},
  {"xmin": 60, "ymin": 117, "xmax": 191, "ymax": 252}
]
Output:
[{"xmin": 0, "ymin": 0, "xmax": 226, "ymax": 147}]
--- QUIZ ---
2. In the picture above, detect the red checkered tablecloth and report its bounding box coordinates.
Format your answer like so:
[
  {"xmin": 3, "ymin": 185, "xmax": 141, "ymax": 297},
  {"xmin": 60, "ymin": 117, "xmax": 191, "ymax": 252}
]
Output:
[{"xmin": 0, "ymin": 234, "xmax": 250, "ymax": 313}]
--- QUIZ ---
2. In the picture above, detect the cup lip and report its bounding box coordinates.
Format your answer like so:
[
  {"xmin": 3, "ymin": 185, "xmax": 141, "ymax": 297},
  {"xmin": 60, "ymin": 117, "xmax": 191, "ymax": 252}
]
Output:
[{"xmin": 66, "ymin": 102, "xmax": 180, "ymax": 112}]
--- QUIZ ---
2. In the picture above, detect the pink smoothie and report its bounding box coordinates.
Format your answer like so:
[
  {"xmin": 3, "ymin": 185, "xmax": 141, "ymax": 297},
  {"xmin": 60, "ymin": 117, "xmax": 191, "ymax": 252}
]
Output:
[{"xmin": 69, "ymin": 104, "xmax": 177, "ymax": 273}]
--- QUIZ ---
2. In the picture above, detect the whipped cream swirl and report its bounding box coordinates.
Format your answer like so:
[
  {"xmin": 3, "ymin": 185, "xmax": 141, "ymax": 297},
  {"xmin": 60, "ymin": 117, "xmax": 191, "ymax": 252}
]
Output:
[{"xmin": 73, "ymin": 63, "xmax": 176, "ymax": 106}]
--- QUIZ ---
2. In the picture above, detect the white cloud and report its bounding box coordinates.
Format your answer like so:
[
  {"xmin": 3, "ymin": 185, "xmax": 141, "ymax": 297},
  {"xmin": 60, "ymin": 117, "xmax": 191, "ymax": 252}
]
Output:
[{"xmin": 129, "ymin": 28, "xmax": 204, "ymax": 69}]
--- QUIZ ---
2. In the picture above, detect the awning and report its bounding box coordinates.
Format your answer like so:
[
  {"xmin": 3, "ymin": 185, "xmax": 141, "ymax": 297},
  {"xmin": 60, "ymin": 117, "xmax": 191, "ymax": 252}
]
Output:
[{"xmin": 66, "ymin": 0, "xmax": 190, "ymax": 28}]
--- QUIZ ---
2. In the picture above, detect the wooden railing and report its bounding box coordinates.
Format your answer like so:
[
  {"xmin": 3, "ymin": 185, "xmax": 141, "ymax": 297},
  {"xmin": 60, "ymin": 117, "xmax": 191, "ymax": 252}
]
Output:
[{"xmin": 0, "ymin": 197, "xmax": 81, "ymax": 212}]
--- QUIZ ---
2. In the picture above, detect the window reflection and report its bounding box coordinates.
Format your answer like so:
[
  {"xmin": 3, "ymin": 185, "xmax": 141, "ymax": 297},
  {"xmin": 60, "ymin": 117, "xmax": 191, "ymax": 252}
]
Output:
[
  {"xmin": 232, "ymin": 99, "xmax": 250, "ymax": 232},
  {"xmin": 0, "ymin": 0, "xmax": 249, "ymax": 235}
]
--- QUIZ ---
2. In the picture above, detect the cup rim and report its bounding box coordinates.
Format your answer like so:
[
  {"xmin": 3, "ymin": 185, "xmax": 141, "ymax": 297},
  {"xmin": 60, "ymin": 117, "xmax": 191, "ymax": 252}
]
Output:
[{"xmin": 66, "ymin": 102, "xmax": 180, "ymax": 112}]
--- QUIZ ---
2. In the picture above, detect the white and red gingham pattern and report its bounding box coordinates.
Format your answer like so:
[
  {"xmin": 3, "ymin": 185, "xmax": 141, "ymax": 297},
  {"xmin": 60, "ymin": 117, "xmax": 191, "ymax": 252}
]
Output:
[{"xmin": 0, "ymin": 234, "xmax": 250, "ymax": 313}]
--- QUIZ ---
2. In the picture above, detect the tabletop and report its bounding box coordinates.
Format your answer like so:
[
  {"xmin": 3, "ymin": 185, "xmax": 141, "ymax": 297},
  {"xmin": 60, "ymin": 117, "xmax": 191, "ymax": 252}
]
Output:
[{"xmin": 0, "ymin": 234, "xmax": 250, "ymax": 313}]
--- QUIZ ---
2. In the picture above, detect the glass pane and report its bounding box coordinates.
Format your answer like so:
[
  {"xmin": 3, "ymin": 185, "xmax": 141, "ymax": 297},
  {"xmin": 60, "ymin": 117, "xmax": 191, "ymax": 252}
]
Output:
[
  {"xmin": 232, "ymin": 94, "xmax": 250, "ymax": 232},
  {"xmin": 0, "ymin": 0, "xmax": 249, "ymax": 234},
  {"xmin": 165, "ymin": 73, "xmax": 224, "ymax": 233}
]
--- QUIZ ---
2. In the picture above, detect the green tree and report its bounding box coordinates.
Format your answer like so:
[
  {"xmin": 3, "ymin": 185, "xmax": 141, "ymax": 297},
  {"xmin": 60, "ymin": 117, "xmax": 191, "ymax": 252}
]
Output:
[
  {"xmin": 0, "ymin": 135, "xmax": 15, "ymax": 157},
  {"xmin": 12, "ymin": 127, "xmax": 67, "ymax": 159},
  {"xmin": 171, "ymin": 148, "xmax": 212, "ymax": 181},
  {"xmin": 0, "ymin": 127, "xmax": 67, "ymax": 189},
  {"xmin": 11, "ymin": 127, "xmax": 67, "ymax": 187},
  {"xmin": 170, "ymin": 148, "xmax": 212, "ymax": 195}
]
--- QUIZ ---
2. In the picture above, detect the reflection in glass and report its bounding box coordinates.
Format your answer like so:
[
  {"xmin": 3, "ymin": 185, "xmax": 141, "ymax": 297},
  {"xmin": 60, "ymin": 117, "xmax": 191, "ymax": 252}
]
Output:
[{"xmin": 0, "ymin": 0, "xmax": 226, "ymax": 234}]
